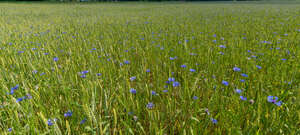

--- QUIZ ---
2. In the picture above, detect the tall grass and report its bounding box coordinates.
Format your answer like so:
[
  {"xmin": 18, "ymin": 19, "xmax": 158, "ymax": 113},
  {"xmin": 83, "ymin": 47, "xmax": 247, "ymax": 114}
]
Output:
[{"xmin": 0, "ymin": 2, "xmax": 299, "ymax": 134}]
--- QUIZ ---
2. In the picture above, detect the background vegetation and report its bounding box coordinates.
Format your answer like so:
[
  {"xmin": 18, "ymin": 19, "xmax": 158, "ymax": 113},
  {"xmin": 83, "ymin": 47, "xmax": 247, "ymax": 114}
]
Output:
[{"xmin": 0, "ymin": 2, "xmax": 299, "ymax": 134}]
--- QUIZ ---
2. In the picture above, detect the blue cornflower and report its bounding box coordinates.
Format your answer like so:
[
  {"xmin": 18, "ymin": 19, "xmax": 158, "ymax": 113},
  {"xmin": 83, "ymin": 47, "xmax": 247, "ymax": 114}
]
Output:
[
  {"xmin": 275, "ymin": 101, "xmax": 283, "ymax": 106},
  {"xmin": 256, "ymin": 65, "xmax": 262, "ymax": 69},
  {"xmin": 53, "ymin": 57, "xmax": 58, "ymax": 62},
  {"xmin": 130, "ymin": 76, "xmax": 136, "ymax": 81},
  {"xmin": 193, "ymin": 96, "xmax": 198, "ymax": 100},
  {"xmin": 124, "ymin": 60, "xmax": 130, "ymax": 64},
  {"xmin": 240, "ymin": 96, "xmax": 247, "ymax": 101},
  {"xmin": 64, "ymin": 110, "xmax": 72, "ymax": 117},
  {"xmin": 120, "ymin": 62, "xmax": 124, "ymax": 66},
  {"xmin": 18, "ymin": 51, "xmax": 24, "ymax": 53},
  {"xmin": 97, "ymin": 73, "xmax": 102, "ymax": 76},
  {"xmin": 32, "ymin": 70, "xmax": 38, "ymax": 74},
  {"xmin": 9, "ymin": 85, "xmax": 19, "ymax": 95},
  {"xmin": 267, "ymin": 96, "xmax": 278, "ymax": 103},
  {"xmin": 211, "ymin": 118, "xmax": 217, "ymax": 124},
  {"xmin": 241, "ymin": 73, "xmax": 248, "ymax": 77},
  {"xmin": 16, "ymin": 97, "xmax": 26, "ymax": 103},
  {"xmin": 168, "ymin": 77, "xmax": 175, "ymax": 82},
  {"xmin": 47, "ymin": 119, "xmax": 56, "ymax": 126},
  {"xmin": 151, "ymin": 91, "xmax": 156, "ymax": 95},
  {"xmin": 146, "ymin": 102, "xmax": 154, "ymax": 109},
  {"xmin": 240, "ymin": 79, "xmax": 245, "ymax": 83},
  {"xmin": 130, "ymin": 88, "xmax": 137, "ymax": 94},
  {"xmin": 219, "ymin": 45, "xmax": 226, "ymax": 48},
  {"xmin": 146, "ymin": 69, "xmax": 150, "ymax": 73},
  {"xmin": 8, "ymin": 128, "xmax": 12, "ymax": 132},
  {"xmin": 235, "ymin": 89, "xmax": 242, "ymax": 94},
  {"xmin": 44, "ymin": 53, "xmax": 49, "ymax": 55},
  {"xmin": 80, "ymin": 118, "xmax": 87, "ymax": 124},
  {"xmin": 281, "ymin": 58, "xmax": 287, "ymax": 61},
  {"xmin": 222, "ymin": 81, "xmax": 229, "ymax": 86},
  {"xmin": 181, "ymin": 65, "xmax": 187, "ymax": 68},
  {"xmin": 172, "ymin": 81, "xmax": 180, "ymax": 87},
  {"xmin": 80, "ymin": 75, "xmax": 86, "ymax": 78},
  {"xmin": 190, "ymin": 69, "xmax": 196, "ymax": 72},
  {"xmin": 81, "ymin": 70, "xmax": 89, "ymax": 74},
  {"xmin": 40, "ymin": 72, "xmax": 45, "ymax": 76},
  {"xmin": 162, "ymin": 90, "xmax": 168, "ymax": 93},
  {"xmin": 233, "ymin": 67, "xmax": 241, "ymax": 72}
]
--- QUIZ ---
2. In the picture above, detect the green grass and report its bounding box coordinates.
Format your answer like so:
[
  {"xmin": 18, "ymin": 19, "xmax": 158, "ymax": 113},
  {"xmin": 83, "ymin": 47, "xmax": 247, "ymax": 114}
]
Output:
[{"xmin": 0, "ymin": 2, "xmax": 299, "ymax": 134}]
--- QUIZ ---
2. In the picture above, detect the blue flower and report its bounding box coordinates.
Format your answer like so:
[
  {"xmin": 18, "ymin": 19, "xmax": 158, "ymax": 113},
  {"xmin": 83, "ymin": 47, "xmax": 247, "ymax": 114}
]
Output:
[
  {"xmin": 80, "ymin": 118, "xmax": 87, "ymax": 124},
  {"xmin": 97, "ymin": 73, "xmax": 102, "ymax": 76},
  {"xmin": 241, "ymin": 73, "xmax": 248, "ymax": 77},
  {"xmin": 16, "ymin": 97, "xmax": 26, "ymax": 103},
  {"xmin": 281, "ymin": 58, "xmax": 287, "ymax": 61},
  {"xmin": 9, "ymin": 85, "xmax": 19, "ymax": 95},
  {"xmin": 256, "ymin": 65, "xmax": 262, "ymax": 69},
  {"xmin": 222, "ymin": 81, "xmax": 229, "ymax": 86},
  {"xmin": 193, "ymin": 96, "xmax": 198, "ymax": 100},
  {"xmin": 8, "ymin": 128, "xmax": 12, "ymax": 132},
  {"xmin": 162, "ymin": 90, "xmax": 168, "ymax": 93},
  {"xmin": 81, "ymin": 70, "xmax": 89, "ymax": 74},
  {"xmin": 53, "ymin": 57, "xmax": 58, "ymax": 62},
  {"xmin": 151, "ymin": 91, "xmax": 156, "ymax": 95},
  {"xmin": 240, "ymin": 96, "xmax": 247, "ymax": 101},
  {"xmin": 181, "ymin": 65, "xmax": 187, "ymax": 68},
  {"xmin": 168, "ymin": 77, "xmax": 175, "ymax": 82},
  {"xmin": 124, "ymin": 60, "xmax": 130, "ymax": 64},
  {"xmin": 190, "ymin": 69, "xmax": 196, "ymax": 72},
  {"xmin": 80, "ymin": 75, "xmax": 86, "ymax": 78},
  {"xmin": 267, "ymin": 96, "xmax": 278, "ymax": 103},
  {"xmin": 275, "ymin": 101, "xmax": 283, "ymax": 106},
  {"xmin": 172, "ymin": 81, "xmax": 180, "ymax": 87},
  {"xmin": 211, "ymin": 118, "xmax": 217, "ymax": 124},
  {"xmin": 47, "ymin": 119, "xmax": 56, "ymax": 126},
  {"xmin": 130, "ymin": 76, "xmax": 136, "ymax": 81},
  {"xmin": 219, "ymin": 45, "xmax": 226, "ymax": 48},
  {"xmin": 235, "ymin": 89, "xmax": 242, "ymax": 94},
  {"xmin": 64, "ymin": 110, "xmax": 72, "ymax": 117},
  {"xmin": 146, "ymin": 69, "xmax": 150, "ymax": 73},
  {"xmin": 240, "ymin": 79, "xmax": 245, "ymax": 83},
  {"xmin": 146, "ymin": 102, "xmax": 154, "ymax": 109},
  {"xmin": 130, "ymin": 88, "xmax": 137, "ymax": 94},
  {"xmin": 233, "ymin": 67, "xmax": 241, "ymax": 72}
]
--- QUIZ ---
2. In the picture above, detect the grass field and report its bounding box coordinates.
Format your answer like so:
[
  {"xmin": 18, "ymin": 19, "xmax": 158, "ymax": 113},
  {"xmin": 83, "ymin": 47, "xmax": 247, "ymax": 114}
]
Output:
[{"xmin": 0, "ymin": 2, "xmax": 299, "ymax": 134}]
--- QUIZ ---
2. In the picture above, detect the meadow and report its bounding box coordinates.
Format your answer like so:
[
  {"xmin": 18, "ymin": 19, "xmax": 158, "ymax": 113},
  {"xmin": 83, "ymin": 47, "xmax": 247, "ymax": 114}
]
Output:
[{"xmin": 0, "ymin": 2, "xmax": 299, "ymax": 134}]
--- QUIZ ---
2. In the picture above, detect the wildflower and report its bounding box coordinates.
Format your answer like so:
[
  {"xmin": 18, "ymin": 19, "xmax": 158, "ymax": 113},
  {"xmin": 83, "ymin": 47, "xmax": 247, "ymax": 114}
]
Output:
[
  {"xmin": 16, "ymin": 97, "xmax": 26, "ymax": 103},
  {"xmin": 80, "ymin": 75, "xmax": 86, "ymax": 78},
  {"xmin": 241, "ymin": 73, "xmax": 248, "ymax": 77},
  {"xmin": 53, "ymin": 57, "xmax": 58, "ymax": 62},
  {"xmin": 32, "ymin": 70, "xmax": 38, "ymax": 74},
  {"xmin": 281, "ymin": 58, "xmax": 287, "ymax": 61},
  {"xmin": 64, "ymin": 110, "xmax": 72, "ymax": 117},
  {"xmin": 130, "ymin": 88, "xmax": 137, "ymax": 94},
  {"xmin": 80, "ymin": 118, "xmax": 87, "ymax": 124},
  {"xmin": 146, "ymin": 102, "xmax": 154, "ymax": 109},
  {"xmin": 267, "ymin": 96, "xmax": 283, "ymax": 106},
  {"xmin": 151, "ymin": 91, "xmax": 156, "ymax": 95},
  {"xmin": 47, "ymin": 119, "xmax": 56, "ymax": 126},
  {"xmin": 240, "ymin": 79, "xmax": 245, "ymax": 83},
  {"xmin": 219, "ymin": 52, "xmax": 224, "ymax": 55},
  {"xmin": 168, "ymin": 77, "xmax": 175, "ymax": 82},
  {"xmin": 211, "ymin": 118, "xmax": 217, "ymax": 124},
  {"xmin": 9, "ymin": 85, "xmax": 19, "ymax": 95},
  {"xmin": 146, "ymin": 69, "xmax": 150, "ymax": 72},
  {"xmin": 81, "ymin": 70, "xmax": 89, "ymax": 74},
  {"xmin": 235, "ymin": 89, "xmax": 242, "ymax": 94},
  {"xmin": 219, "ymin": 45, "xmax": 226, "ymax": 48},
  {"xmin": 124, "ymin": 60, "xmax": 130, "ymax": 64},
  {"xmin": 233, "ymin": 67, "xmax": 241, "ymax": 72},
  {"xmin": 240, "ymin": 96, "xmax": 247, "ymax": 101},
  {"xmin": 8, "ymin": 128, "xmax": 12, "ymax": 132},
  {"xmin": 172, "ymin": 81, "xmax": 180, "ymax": 87},
  {"xmin": 162, "ymin": 90, "xmax": 168, "ymax": 93},
  {"xmin": 256, "ymin": 65, "xmax": 262, "ymax": 69},
  {"xmin": 205, "ymin": 108, "xmax": 210, "ymax": 115},
  {"xmin": 193, "ymin": 96, "xmax": 198, "ymax": 100},
  {"xmin": 181, "ymin": 65, "xmax": 187, "ymax": 68},
  {"xmin": 130, "ymin": 76, "xmax": 136, "ymax": 81},
  {"xmin": 190, "ymin": 69, "xmax": 196, "ymax": 72},
  {"xmin": 222, "ymin": 81, "xmax": 229, "ymax": 86},
  {"xmin": 97, "ymin": 73, "xmax": 102, "ymax": 76}
]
